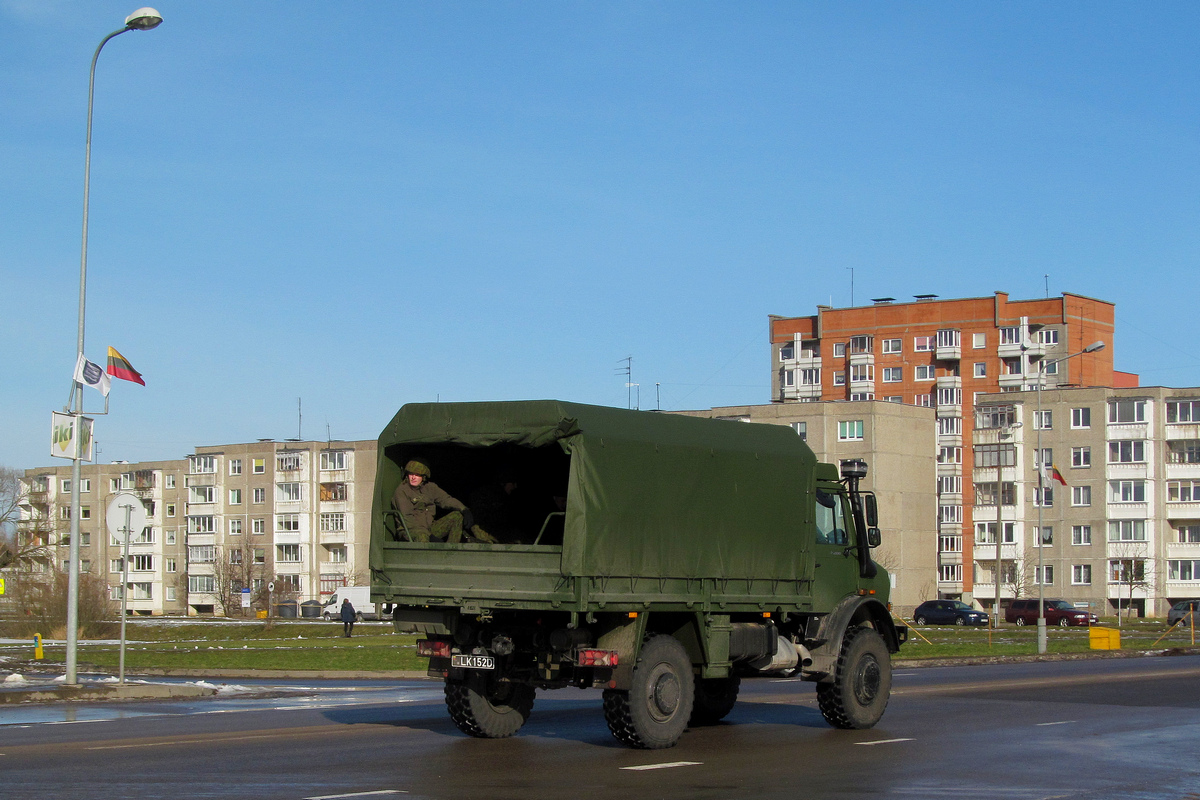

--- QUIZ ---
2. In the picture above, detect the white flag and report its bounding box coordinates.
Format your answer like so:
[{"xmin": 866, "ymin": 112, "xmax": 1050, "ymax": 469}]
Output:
[{"xmin": 73, "ymin": 353, "xmax": 111, "ymax": 397}]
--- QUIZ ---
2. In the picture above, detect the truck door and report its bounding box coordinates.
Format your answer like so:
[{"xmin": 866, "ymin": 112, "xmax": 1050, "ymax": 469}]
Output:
[{"xmin": 812, "ymin": 487, "xmax": 860, "ymax": 609}]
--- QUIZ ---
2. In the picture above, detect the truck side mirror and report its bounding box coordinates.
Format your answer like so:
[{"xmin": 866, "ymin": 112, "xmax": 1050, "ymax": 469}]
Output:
[
  {"xmin": 866, "ymin": 527, "xmax": 881, "ymax": 548},
  {"xmin": 863, "ymin": 493, "xmax": 878, "ymax": 528}
]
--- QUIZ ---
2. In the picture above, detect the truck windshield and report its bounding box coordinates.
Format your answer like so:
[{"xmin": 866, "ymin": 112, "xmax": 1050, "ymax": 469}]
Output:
[{"xmin": 815, "ymin": 489, "xmax": 848, "ymax": 545}]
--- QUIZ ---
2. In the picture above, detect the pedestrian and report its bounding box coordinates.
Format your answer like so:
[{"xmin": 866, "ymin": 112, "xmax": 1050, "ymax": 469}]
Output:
[{"xmin": 340, "ymin": 596, "xmax": 356, "ymax": 637}]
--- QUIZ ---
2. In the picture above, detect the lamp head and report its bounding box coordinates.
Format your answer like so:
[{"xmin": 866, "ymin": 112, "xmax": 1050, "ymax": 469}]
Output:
[
  {"xmin": 1083, "ymin": 340, "xmax": 1106, "ymax": 354},
  {"xmin": 125, "ymin": 7, "xmax": 163, "ymax": 30}
]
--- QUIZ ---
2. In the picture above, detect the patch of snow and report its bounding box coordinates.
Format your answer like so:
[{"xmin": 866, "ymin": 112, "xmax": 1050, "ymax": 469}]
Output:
[{"xmin": 4, "ymin": 673, "xmax": 28, "ymax": 685}]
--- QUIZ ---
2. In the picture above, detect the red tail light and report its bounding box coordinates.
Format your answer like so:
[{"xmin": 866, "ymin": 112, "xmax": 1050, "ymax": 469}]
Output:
[
  {"xmin": 416, "ymin": 639, "xmax": 451, "ymax": 658},
  {"xmin": 576, "ymin": 649, "xmax": 618, "ymax": 667}
]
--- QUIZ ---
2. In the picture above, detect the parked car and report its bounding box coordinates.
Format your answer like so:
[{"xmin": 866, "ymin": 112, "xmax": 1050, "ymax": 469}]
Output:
[
  {"xmin": 1167, "ymin": 599, "xmax": 1200, "ymax": 627},
  {"xmin": 913, "ymin": 599, "xmax": 990, "ymax": 626},
  {"xmin": 1005, "ymin": 598, "xmax": 1098, "ymax": 627}
]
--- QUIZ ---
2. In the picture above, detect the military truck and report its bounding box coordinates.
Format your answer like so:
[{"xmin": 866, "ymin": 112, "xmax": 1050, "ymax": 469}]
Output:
[{"xmin": 371, "ymin": 400, "xmax": 905, "ymax": 749}]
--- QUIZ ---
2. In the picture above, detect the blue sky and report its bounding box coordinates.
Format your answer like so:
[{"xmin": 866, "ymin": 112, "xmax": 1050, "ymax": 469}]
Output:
[{"xmin": 3, "ymin": 2, "xmax": 1200, "ymax": 471}]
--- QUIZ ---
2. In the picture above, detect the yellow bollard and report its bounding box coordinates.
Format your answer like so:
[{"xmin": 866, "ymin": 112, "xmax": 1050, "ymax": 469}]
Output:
[
  {"xmin": 33, "ymin": 633, "xmax": 44, "ymax": 660},
  {"xmin": 1089, "ymin": 626, "xmax": 1120, "ymax": 650}
]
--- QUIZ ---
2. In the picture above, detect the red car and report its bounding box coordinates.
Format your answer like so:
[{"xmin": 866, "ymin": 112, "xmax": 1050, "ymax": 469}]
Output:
[{"xmin": 1005, "ymin": 599, "xmax": 1098, "ymax": 627}]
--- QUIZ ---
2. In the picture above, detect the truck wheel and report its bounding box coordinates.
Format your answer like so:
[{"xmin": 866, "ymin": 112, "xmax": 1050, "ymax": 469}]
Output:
[
  {"xmin": 689, "ymin": 675, "xmax": 740, "ymax": 726},
  {"xmin": 444, "ymin": 673, "xmax": 535, "ymax": 739},
  {"xmin": 816, "ymin": 626, "xmax": 891, "ymax": 730},
  {"xmin": 603, "ymin": 634, "xmax": 694, "ymax": 749}
]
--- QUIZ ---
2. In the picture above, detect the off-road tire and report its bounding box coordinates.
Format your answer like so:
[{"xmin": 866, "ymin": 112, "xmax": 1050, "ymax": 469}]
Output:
[
  {"xmin": 444, "ymin": 673, "xmax": 535, "ymax": 739},
  {"xmin": 689, "ymin": 675, "xmax": 740, "ymax": 726},
  {"xmin": 603, "ymin": 634, "xmax": 694, "ymax": 749},
  {"xmin": 816, "ymin": 625, "xmax": 891, "ymax": 730}
]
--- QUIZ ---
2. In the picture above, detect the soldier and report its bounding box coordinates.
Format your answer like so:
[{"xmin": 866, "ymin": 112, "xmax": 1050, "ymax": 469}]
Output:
[{"xmin": 392, "ymin": 459, "xmax": 495, "ymax": 543}]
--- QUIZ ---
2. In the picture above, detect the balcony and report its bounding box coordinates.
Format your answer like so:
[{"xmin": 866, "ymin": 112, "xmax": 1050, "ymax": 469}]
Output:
[
  {"xmin": 997, "ymin": 372, "xmax": 1027, "ymax": 389},
  {"xmin": 972, "ymin": 543, "xmax": 1020, "ymax": 562},
  {"xmin": 780, "ymin": 383, "xmax": 821, "ymax": 401}
]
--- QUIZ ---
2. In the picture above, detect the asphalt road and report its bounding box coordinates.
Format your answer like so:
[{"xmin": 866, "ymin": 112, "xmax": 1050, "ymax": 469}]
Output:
[{"xmin": 1, "ymin": 655, "xmax": 1198, "ymax": 800}]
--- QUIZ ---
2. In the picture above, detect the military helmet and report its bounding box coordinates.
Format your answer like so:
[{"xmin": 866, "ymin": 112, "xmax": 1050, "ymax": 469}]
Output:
[{"xmin": 404, "ymin": 459, "xmax": 431, "ymax": 478}]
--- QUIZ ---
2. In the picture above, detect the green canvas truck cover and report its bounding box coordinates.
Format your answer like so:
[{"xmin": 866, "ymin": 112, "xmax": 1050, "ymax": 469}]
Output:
[{"xmin": 372, "ymin": 400, "xmax": 819, "ymax": 582}]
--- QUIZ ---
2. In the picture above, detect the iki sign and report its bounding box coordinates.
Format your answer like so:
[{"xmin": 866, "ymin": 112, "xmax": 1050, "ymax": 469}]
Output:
[{"xmin": 51, "ymin": 412, "xmax": 94, "ymax": 461}]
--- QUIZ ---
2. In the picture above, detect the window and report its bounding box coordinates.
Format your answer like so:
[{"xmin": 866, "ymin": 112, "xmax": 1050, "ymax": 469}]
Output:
[
  {"xmin": 838, "ymin": 420, "xmax": 863, "ymax": 441},
  {"xmin": 974, "ymin": 443, "xmax": 1016, "ymax": 468},
  {"xmin": 882, "ymin": 367, "xmax": 902, "ymax": 383},
  {"xmin": 915, "ymin": 365, "xmax": 935, "ymax": 381},
  {"xmin": 253, "ymin": 548, "xmax": 266, "ymax": 564},
  {"xmin": 1033, "ymin": 448, "xmax": 1053, "ymax": 469},
  {"xmin": 1109, "ymin": 440, "xmax": 1145, "ymax": 463},
  {"xmin": 166, "ymin": 503, "xmax": 176, "ymax": 518},
  {"xmin": 832, "ymin": 371, "xmax": 846, "ymax": 386},
  {"xmin": 320, "ymin": 450, "xmax": 347, "ymax": 471},
  {"xmin": 1034, "ymin": 486, "xmax": 1054, "ymax": 507},
  {"xmin": 938, "ymin": 446, "xmax": 962, "ymax": 465},
  {"xmin": 327, "ymin": 545, "xmax": 347, "ymax": 563},
  {"xmin": 187, "ymin": 516, "xmax": 215, "ymax": 534},
  {"xmin": 937, "ymin": 417, "xmax": 962, "ymax": 436},
  {"xmin": 253, "ymin": 487, "xmax": 266, "ymax": 504},
  {"xmin": 939, "ymin": 535, "xmax": 962, "ymax": 553},
  {"xmin": 1109, "ymin": 399, "xmax": 1146, "ymax": 423},
  {"xmin": 277, "ymin": 544, "xmax": 302, "ymax": 563},
  {"xmin": 937, "ymin": 388, "xmax": 961, "ymax": 406},
  {"xmin": 1072, "ymin": 447, "xmax": 1091, "ymax": 468},
  {"xmin": 320, "ymin": 483, "xmax": 348, "ymax": 502},
  {"xmin": 849, "ymin": 335, "xmax": 872, "ymax": 354},
  {"xmin": 110, "ymin": 558, "xmax": 125, "ymax": 573},
  {"xmin": 914, "ymin": 336, "xmax": 934, "ymax": 352},
  {"xmin": 975, "ymin": 522, "xmax": 1015, "ymax": 544},
  {"xmin": 1037, "ymin": 328, "xmax": 1058, "ymax": 345},
  {"xmin": 850, "ymin": 364, "xmax": 873, "ymax": 382},
  {"xmin": 277, "ymin": 514, "xmax": 300, "ymax": 532},
  {"xmin": 1072, "ymin": 565, "xmax": 1092, "ymax": 585},
  {"xmin": 1072, "ymin": 486, "xmax": 1092, "ymax": 507},
  {"xmin": 779, "ymin": 342, "xmax": 794, "ymax": 361},
  {"xmin": 938, "ymin": 505, "xmax": 963, "ymax": 524},
  {"xmin": 189, "ymin": 455, "xmax": 216, "ymax": 474},
  {"xmin": 790, "ymin": 422, "xmax": 807, "ymax": 440},
  {"xmin": 1109, "ymin": 480, "xmax": 1146, "ymax": 503},
  {"xmin": 1168, "ymin": 401, "xmax": 1200, "ymax": 423},
  {"xmin": 320, "ymin": 574, "xmax": 347, "ymax": 594},
  {"xmin": 1168, "ymin": 440, "xmax": 1200, "ymax": 464},
  {"xmin": 253, "ymin": 518, "xmax": 266, "ymax": 534},
  {"xmin": 973, "ymin": 362, "xmax": 987, "ymax": 378},
  {"xmin": 937, "ymin": 475, "xmax": 962, "ymax": 494},
  {"xmin": 1168, "ymin": 481, "xmax": 1200, "ymax": 502},
  {"xmin": 974, "ymin": 482, "xmax": 1015, "ymax": 506},
  {"xmin": 1071, "ymin": 408, "xmax": 1091, "ymax": 429},
  {"xmin": 229, "ymin": 488, "xmax": 242, "ymax": 505},
  {"xmin": 188, "ymin": 575, "xmax": 216, "ymax": 594},
  {"xmin": 229, "ymin": 518, "xmax": 243, "ymax": 535},
  {"xmin": 882, "ymin": 338, "xmax": 901, "ymax": 354},
  {"xmin": 1034, "ymin": 410, "xmax": 1052, "ymax": 430},
  {"xmin": 320, "ymin": 512, "xmax": 346, "ymax": 532},
  {"xmin": 276, "ymin": 482, "xmax": 302, "ymax": 502},
  {"xmin": 1176, "ymin": 524, "xmax": 1200, "ymax": 543},
  {"xmin": 1003, "ymin": 358, "xmax": 1022, "ymax": 376},
  {"xmin": 973, "ymin": 333, "xmax": 986, "ymax": 349},
  {"xmin": 109, "ymin": 478, "xmax": 120, "ymax": 492},
  {"xmin": 80, "ymin": 532, "xmax": 90, "ymax": 546},
  {"xmin": 938, "ymin": 564, "xmax": 963, "ymax": 583},
  {"xmin": 782, "ymin": 369, "xmax": 795, "ymax": 388},
  {"xmin": 277, "ymin": 453, "xmax": 302, "ymax": 471},
  {"xmin": 80, "ymin": 507, "xmax": 91, "ymax": 520},
  {"xmin": 1033, "ymin": 565, "xmax": 1054, "ymax": 586},
  {"xmin": 78, "ymin": 479, "xmax": 90, "ymax": 493},
  {"xmin": 1109, "ymin": 559, "xmax": 1146, "ymax": 583},
  {"xmin": 976, "ymin": 405, "xmax": 1016, "ymax": 429},
  {"xmin": 936, "ymin": 329, "xmax": 960, "ymax": 348},
  {"xmin": 229, "ymin": 459, "xmax": 242, "ymax": 476},
  {"xmin": 1108, "ymin": 519, "xmax": 1146, "ymax": 542},
  {"xmin": 999, "ymin": 327, "xmax": 1020, "ymax": 345},
  {"xmin": 166, "ymin": 531, "xmax": 176, "ymax": 545},
  {"xmin": 189, "ymin": 485, "xmax": 216, "ymax": 504},
  {"xmin": 165, "ymin": 474, "xmax": 176, "ymax": 489},
  {"xmin": 1036, "ymin": 526, "xmax": 1054, "ymax": 547},
  {"xmin": 165, "ymin": 558, "xmax": 177, "ymax": 573},
  {"xmin": 799, "ymin": 368, "xmax": 820, "ymax": 386},
  {"xmin": 1072, "ymin": 525, "xmax": 1092, "ymax": 545},
  {"xmin": 1169, "ymin": 560, "xmax": 1200, "ymax": 581},
  {"xmin": 131, "ymin": 554, "xmax": 153, "ymax": 571},
  {"xmin": 252, "ymin": 458, "xmax": 265, "ymax": 474},
  {"xmin": 914, "ymin": 394, "xmax": 932, "ymax": 408},
  {"xmin": 833, "ymin": 343, "xmax": 846, "ymax": 358},
  {"xmin": 188, "ymin": 545, "xmax": 216, "ymax": 563}
]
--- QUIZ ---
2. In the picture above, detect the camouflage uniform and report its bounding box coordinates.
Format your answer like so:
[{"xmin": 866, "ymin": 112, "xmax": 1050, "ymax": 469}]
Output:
[{"xmin": 392, "ymin": 477, "xmax": 468, "ymax": 543}]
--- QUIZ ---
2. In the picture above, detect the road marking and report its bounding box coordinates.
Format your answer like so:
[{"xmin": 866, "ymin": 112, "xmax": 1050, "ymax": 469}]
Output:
[
  {"xmin": 855, "ymin": 738, "xmax": 914, "ymax": 746},
  {"xmin": 303, "ymin": 792, "xmax": 407, "ymax": 800},
  {"xmin": 87, "ymin": 733, "xmax": 278, "ymax": 750},
  {"xmin": 621, "ymin": 761, "xmax": 702, "ymax": 771},
  {"xmin": 1036, "ymin": 720, "xmax": 1076, "ymax": 726}
]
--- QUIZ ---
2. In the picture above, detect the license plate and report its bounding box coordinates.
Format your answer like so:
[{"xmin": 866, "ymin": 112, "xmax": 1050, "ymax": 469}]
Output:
[{"xmin": 451, "ymin": 654, "xmax": 495, "ymax": 670}]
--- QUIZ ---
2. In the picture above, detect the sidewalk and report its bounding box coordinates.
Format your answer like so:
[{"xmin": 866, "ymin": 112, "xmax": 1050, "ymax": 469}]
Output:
[{"xmin": 1, "ymin": 673, "xmax": 218, "ymax": 705}]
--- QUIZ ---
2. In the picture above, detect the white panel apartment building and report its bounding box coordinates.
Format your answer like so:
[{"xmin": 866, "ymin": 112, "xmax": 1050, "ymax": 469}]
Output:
[{"xmin": 970, "ymin": 386, "xmax": 1200, "ymax": 617}]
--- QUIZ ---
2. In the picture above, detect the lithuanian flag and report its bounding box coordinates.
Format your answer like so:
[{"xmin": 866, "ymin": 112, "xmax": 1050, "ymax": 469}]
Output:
[{"xmin": 107, "ymin": 346, "xmax": 145, "ymax": 386}]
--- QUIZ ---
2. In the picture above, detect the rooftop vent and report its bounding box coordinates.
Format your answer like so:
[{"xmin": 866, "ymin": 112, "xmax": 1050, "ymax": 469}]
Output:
[
  {"xmin": 914, "ymin": 294, "xmax": 939, "ymax": 302},
  {"xmin": 871, "ymin": 297, "xmax": 895, "ymax": 305}
]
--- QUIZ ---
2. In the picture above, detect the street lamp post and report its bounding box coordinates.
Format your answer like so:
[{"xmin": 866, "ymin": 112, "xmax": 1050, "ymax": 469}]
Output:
[
  {"xmin": 65, "ymin": 7, "xmax": 162, "ymax": 686},
  {"xmin": 1034, "ymin": 339, "xmax": 1105, "ymax": 655}
]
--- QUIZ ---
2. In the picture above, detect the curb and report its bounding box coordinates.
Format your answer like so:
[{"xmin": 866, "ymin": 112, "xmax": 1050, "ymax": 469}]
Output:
[{"xmin": 0, "ymin": 681, "xmax": 217, "ymax": 705}]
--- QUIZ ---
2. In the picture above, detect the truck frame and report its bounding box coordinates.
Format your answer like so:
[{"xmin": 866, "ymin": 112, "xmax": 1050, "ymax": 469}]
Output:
[{"xmin": 371, "ymin": 400, "xmax": 905, "ymax": 749}]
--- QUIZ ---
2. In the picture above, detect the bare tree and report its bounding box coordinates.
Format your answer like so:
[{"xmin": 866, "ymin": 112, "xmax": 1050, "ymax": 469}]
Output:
[
  {"xmin": 211, "ymin": 542, "xmax": 269, "ymax": 617},
  {"xmin": 0, "ymin": 468, "xmax": 56, "ymax": 571},
  {"xmin": 1108, "ymin": 541, "xmax": 1154, "ymax": 625}
]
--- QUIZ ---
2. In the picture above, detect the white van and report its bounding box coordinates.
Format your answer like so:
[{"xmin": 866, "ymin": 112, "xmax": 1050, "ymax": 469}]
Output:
[{"xmin": 322, "ymin": 586, "xmax": 379, "ymax": 621}]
